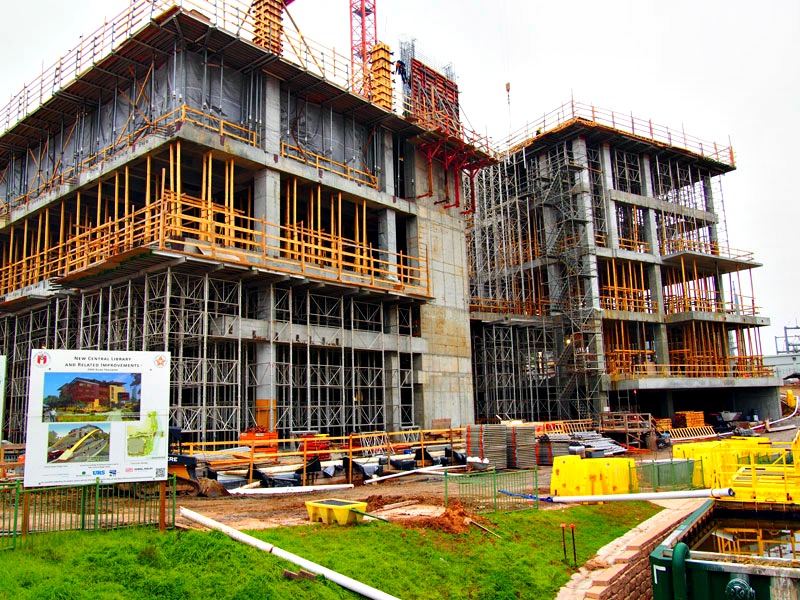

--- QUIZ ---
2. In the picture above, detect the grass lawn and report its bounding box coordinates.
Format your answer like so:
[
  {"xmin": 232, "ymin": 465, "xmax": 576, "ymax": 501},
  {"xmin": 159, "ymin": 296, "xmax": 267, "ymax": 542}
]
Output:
[{"xmin": 0, "ymin": 502, "xmax": 659, "ymax": 600}]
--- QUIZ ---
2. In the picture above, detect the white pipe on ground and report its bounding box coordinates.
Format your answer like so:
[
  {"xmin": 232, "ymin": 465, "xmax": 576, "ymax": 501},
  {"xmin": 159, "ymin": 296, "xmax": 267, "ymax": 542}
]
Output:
[
  {"xmin": 363, "ymin": 464, "xmax": 466, "ymax": 484},
  {"xmin": 228, "ymin": 484, "xmax": 354, "ymax": 495},
  {"xmin": 180, "ymin": 507, "xmax": 400, "ymax": 600},
  {"xmin": 752, "ymin": 401, "xmax": 799, "ymax": 431},
  {"xmin": 548, "ymin": 488, "xmax": 734, "ymax": 503}
]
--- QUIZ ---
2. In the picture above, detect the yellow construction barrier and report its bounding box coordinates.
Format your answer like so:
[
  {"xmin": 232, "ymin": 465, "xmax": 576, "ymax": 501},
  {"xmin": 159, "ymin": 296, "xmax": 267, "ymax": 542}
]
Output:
[
  {"xmin": 550, "ymin": 455, "xmax": 636, "ymax": 497},
  {"xmin": 672, "ymin": 433, "xmax": 800, "ymax": 503}
]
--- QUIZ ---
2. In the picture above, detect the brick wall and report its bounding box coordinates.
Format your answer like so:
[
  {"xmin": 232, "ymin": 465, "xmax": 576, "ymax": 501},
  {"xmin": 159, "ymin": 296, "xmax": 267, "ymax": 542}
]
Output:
[{"xmin": 584, "ymin": 510, "xmax": 691, "ymax": 600}]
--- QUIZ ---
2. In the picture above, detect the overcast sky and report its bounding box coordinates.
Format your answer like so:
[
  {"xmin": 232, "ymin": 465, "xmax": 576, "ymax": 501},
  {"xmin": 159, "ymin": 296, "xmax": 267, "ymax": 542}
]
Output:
[{"xmin": 1, "ymin": 0, "xmax": 798, "ymax": 353}]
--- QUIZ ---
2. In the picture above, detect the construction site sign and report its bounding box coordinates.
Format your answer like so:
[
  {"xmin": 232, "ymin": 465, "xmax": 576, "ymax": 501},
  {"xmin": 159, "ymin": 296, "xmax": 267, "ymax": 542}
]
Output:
[{"xmin": 24, "ymin": 350, "xmax": 171, "ymax": 487}]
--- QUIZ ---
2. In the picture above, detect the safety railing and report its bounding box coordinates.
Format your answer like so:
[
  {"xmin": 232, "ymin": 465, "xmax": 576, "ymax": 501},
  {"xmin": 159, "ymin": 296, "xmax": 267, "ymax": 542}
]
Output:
[
  {"xmin": 600, "ymin": 412, "xmax": 652, "ymax": 432},
  {"xmin": 444, "ymin": 469, "xmax": 538, "ymax": 513},
  {"xmin": 610, "ymin": 359, "xmax": 773, "ymax": 380},
  {"xmin": 468, "ymin": 297, "xmax": 548, "ymax": 316},
  {"xmin": 281, "ymin": 142, "xmax": 378, "ymax": 189},
  {"xmin": 0, "ymin": 189, "xmax": 430, "ymax": 299},
  {"xmin": 0, "ymin": 0, "xmax": 493, "ymax": 160},
  {"xmin": 618, "ymin": 237, "xmax": 651, "ymax": 253},
  {"xmin": 663, "ymin": 294, "xmax": 759, "ymax": 317},
  {"xmin": 605, "ymin": 352, "xmax": 657, "ymax": 377},
  {"xmin": 178, "ymin": 427, "xmax": 466, "ymax": 485},
  {"xmin": 0, "ymin": 478, "xmax": 176, "ymax": 550},
  {"xmin": 600, "ymin": 294, "xmax": 657, "ymax": 313},
  {"xmin": 660, "ymin": 238, "xmax": 754, "ymax": 261},
  {"xmin": 506, "ymin": 100, "xmax": 735, "ymax": 167}
]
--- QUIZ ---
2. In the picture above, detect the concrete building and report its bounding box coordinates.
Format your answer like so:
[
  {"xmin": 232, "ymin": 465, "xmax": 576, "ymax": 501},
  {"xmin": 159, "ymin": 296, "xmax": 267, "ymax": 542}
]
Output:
[
  {"xmin": 0, "ymin": 1, "xmax": 780, "ymax": 443},
  {"xmin": 0, "ymin": 0, "xmax": 490, "ymax": 442},
  {"xmin": 468, "ymin": 103, "xmax": 781, "ymax": 422}
]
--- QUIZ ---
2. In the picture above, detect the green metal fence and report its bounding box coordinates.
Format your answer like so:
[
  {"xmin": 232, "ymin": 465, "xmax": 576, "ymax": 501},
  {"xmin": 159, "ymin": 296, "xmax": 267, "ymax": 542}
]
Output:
[
  {"xmin": 630, "ymin": 458, "xmax": 702, "ymax": 493},
  {"xmin": 0, "ymin": 478, "xmax": 177, "ymax": 550},
  {"xmin": 444, "ymin": 470, "xmax": 539, "ymax": 513}
]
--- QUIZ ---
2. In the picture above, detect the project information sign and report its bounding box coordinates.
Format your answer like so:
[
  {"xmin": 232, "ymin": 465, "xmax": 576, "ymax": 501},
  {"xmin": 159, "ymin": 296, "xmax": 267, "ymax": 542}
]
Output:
[{"xmin": 24, "ymin": 350, "xmax": 171, "ymax": 487}]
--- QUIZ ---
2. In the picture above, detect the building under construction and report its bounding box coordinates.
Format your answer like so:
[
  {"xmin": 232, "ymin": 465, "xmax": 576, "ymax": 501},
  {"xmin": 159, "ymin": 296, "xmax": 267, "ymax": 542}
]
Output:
[
  {"xmin": 468, "ymin": 103, "xmax": 780, "ymax": 423},
  {"xmin": 0, "ymin": 1, "xmax": 780, "ymax": 443},
  {"xmin": 0, "ymin": 0, "xmax": 494, "ymax": 442}
]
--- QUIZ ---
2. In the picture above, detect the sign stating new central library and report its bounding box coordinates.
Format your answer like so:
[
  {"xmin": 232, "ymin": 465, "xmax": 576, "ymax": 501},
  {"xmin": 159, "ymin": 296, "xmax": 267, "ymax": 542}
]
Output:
[{"xmin": 24, "ymin": 350, "xmax": 171, "ymax": 487}]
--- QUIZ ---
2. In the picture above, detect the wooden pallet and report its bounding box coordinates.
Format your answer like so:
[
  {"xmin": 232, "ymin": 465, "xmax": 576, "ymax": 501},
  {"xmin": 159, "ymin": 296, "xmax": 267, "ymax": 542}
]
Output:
[{"xmin": 669, "ymin": 426, "xmax": 718, "ymax": 442}]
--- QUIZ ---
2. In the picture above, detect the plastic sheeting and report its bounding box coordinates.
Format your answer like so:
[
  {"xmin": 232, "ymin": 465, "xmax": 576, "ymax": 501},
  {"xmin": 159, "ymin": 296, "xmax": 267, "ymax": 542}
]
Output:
[
  {"xmin": 0, "ymin": 41, "xmax": 378, "ymax": 210},
  {"xmin": 280, "ymin": 89, "xmax": 375, "ymax": 175},
  {"xmin": 0, "ymin": 47, "xmax": 265, "ymax": 209}
]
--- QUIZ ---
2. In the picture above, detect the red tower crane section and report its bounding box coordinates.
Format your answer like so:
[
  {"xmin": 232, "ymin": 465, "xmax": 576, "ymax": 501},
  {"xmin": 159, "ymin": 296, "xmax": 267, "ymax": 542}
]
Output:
[{"xmin": 350, "ymin": 0, "xmax": 377, "ymax": 98}]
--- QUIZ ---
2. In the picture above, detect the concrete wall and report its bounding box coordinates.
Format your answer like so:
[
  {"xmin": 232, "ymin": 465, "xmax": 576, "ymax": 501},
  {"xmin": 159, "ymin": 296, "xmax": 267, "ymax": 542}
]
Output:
[{"xmin": 413, "ymin": 199, "xmax": 474, "ymax": 428}]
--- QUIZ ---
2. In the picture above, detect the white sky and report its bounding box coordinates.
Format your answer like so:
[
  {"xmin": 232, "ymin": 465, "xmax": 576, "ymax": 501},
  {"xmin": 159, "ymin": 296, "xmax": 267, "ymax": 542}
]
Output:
[{"xmin": 1, "ymin": 0, "xmax": 798, "ymax": 353}]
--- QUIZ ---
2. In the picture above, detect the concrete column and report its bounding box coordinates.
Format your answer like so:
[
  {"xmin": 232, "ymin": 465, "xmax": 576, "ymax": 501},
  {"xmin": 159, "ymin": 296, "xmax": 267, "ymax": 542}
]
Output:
[
  {"xmin": 600, "ymin": 144, "xmax": 620, "ymax": 248},
  {"xmin": 263, "ymin": 75, "xmax": 281, "ymax": 155},
  {"xmin": 378, "ymin": 208, "xmax": 398, "ymax": 279},
  {"xmin": 382, "ymin": 130, "xmax": 395, "ymax": 196},
  {"xmin": 650, "ymin": 275, "xmax": 671, "ymax": 370},
  {"xmin": 254, "ymin": 168, "xmax": 281, "ymax": 258},
  {"xmin": 405, "ymin": 213, "xmax": 419, "ymax": 259},
  {"xmin": 413, "ymin": 204, "xmax": 474, "ymax": 428},
  {"xmin": 571, "ymin": 137, "xmax": 601, "ymax": 310},
  {"xmin": 384, "ymin": 352, "xmax": 402, "ymax": 431},
  {"xmin": 645, "ymin": 205, "xmax": 660, "ymax": 256},
  {"xmin": 254, "ymin": 285, "xmax": 276, "ymax": 429},
  {"xmin": 641, "ymin": 154, "xmax": 654, "ymax": 197},
  {"xmin": 662, "ymin": 390, "xmax": 674, "ymax": 417}
]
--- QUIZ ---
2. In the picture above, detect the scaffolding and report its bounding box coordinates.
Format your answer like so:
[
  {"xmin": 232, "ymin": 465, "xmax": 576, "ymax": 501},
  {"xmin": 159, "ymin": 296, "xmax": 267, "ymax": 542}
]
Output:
[
  {"xmin": 0, "ymin": 0, "xmax": 776, "ymax": 440},
  {"xmin": 469, "ymin": 139, "xmax": 604, "ymax": 421},
  {"xmin": 469, "ymin": 101, "xmax": 773, "ymax": 423},
  {"xmin": 0, "ymin": 1, "xmax": 453, "ymax": 444}
]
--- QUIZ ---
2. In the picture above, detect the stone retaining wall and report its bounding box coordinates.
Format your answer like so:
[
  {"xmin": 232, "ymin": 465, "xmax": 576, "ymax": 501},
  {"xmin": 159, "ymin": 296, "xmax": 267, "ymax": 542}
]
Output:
[{"xmin": 556, "ymin": 499, "xmax": 704, "ymax": 600}]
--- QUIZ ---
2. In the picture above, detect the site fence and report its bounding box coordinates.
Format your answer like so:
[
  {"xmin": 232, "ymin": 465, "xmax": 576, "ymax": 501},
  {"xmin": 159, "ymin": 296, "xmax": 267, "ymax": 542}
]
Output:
[
  {"xmin": 0, "ymin": 477, "xmax": 176, "ymax": 551},
  {"xmin": 444, "ymin": 469, "xmax": 538, "ymax": 513},
  {"xmin": 630, "ymin": 459, "xmax": 703, "ymax": 493}
]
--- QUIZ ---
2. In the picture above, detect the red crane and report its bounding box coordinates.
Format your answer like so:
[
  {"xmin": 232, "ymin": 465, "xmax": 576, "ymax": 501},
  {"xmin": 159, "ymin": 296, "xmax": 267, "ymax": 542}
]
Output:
[{"xmin": 350, "ymin": 0, "xmax": 377, "ymax": 98}]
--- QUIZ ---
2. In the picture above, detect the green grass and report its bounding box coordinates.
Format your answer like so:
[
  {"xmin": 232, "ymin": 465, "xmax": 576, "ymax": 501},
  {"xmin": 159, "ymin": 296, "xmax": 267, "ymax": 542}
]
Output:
[{"xmin": 0, "ymin": 502, "xmax": 659, "ymax": 600}]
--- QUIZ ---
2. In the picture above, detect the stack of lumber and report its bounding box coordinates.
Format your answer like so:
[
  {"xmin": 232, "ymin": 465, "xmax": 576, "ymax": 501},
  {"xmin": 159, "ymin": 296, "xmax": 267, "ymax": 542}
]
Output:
[
  {"xmin": 673, "ymin": 411, "xmax": 705, "ymax": 428},
  {"xmin": 654, "ymin": 418, "xmax": 673, "ymax": 432}
]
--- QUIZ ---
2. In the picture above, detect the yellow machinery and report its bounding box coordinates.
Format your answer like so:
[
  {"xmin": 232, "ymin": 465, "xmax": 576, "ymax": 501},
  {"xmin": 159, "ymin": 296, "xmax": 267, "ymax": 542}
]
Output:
[
  {"xmin": 305, "ymin": 499, "xmax": 368, "ymax": 525},
  {"xmin": 673, "ymin": 432, "xmax": 800, "ymax": 503}
]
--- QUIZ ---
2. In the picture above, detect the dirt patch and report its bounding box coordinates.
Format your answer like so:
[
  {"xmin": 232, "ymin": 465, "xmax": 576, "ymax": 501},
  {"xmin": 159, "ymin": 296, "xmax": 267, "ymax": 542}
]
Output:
[
  {"xmin": 400, "ymin": 501, "xmax": 473, "ymax": 534},
  {"xmin": 364, "ymin": 495, "xmax": 406, "ymax": 511},
  {"xmin": 365, "ymin": 494, "xmax": 442, "ymax": 512}
]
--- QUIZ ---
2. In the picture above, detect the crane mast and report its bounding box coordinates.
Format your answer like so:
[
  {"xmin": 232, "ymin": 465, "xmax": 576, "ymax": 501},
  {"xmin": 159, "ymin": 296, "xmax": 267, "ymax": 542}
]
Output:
[{"xmin": 350, "ymin": 0, "xmax": 377, "ymax": 98}]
